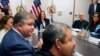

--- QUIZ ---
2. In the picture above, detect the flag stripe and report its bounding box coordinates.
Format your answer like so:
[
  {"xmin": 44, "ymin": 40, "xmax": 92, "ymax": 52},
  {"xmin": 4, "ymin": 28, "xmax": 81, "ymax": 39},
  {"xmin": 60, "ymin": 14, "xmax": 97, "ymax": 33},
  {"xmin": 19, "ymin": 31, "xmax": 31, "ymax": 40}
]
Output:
[
  {"xmin": 32, "ymin": 5, "xmax": 37, "ymax": 17},
  {"xmin": 38, "ymin": 6, "xmax": 42, "ymax": 12},
  {"xmin": 30, "ymin": 10, "xmax": 36, "ymax": 18},
  {"xmin": 37, "ymin": 6, "xmax": 41, "ymax": 13},
  {"xmin": 0, "ymin": 2, "xmax": 3, "ymax": 11},
  {"xmin": 30, "ymin": 0, "xmax": 42, "ymax": 18},
  {"xmin": 36, "ymin": 7, "xmax": 40, "ymax": 15}
]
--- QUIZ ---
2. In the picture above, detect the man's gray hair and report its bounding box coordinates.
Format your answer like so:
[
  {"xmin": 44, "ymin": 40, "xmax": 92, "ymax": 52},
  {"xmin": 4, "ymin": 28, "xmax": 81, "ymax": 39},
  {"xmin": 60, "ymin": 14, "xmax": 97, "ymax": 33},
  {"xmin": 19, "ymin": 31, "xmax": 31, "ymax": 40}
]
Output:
[
  {"xmin": 13, "ymin": 11, "xmax": 34, "ymax": 26},
  {"xmin": 42, "ymin": 22, "xmax": 70, "ymax": 50}
]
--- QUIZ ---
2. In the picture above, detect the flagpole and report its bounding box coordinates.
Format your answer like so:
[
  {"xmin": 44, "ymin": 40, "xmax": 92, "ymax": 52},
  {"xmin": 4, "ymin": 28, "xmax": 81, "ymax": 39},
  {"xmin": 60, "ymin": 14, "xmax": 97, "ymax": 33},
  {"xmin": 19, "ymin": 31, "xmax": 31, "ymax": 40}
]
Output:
[
  {"xmin": 72, "ymin": 0, "xmax": 76, "ymax": 22},
  {"xmin": 51, "ymin": 0, "xmax": 55, "ymax": 23},
  {"xmin": 21, "ymin": 0, "xmax": 22, "ymax": 6},
  {"xmin": 51, "ymin": 13, "xmax": 53, "ymax": 22},
  {"xmin": 16, "ymin": 0, "xmax": 26, "ymax": 12},
  {"xmin": 47, "ymin": 0, "xmax": 56, "ymax": 23}
]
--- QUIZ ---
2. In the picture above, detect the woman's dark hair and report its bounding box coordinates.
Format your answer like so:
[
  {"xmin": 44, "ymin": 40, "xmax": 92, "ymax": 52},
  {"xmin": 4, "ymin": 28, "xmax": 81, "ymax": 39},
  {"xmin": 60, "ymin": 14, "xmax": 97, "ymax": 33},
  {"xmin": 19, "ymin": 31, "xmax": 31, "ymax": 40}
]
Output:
[
  {"xmin": 89, "ymin": 12, "xmax": 100, "ymax": 27},
  {"xmin": 37, "ymin": 11, "xmax": 46, "ymax": 21},
  {"xmin": 1, "ymin": 8, "xmax": 9, "ymax": 15},
  {"xmin": 0, "ymin": 15, "xmax": 13, "ymax": 30}
]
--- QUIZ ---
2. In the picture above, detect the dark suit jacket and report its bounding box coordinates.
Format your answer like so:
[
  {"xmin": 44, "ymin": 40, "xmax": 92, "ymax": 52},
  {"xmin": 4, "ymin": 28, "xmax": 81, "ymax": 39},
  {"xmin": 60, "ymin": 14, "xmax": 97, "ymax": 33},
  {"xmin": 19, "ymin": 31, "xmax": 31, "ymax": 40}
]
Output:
[
  {"xmin": 72, "ymin": 20, "xmax": 89, "ymax": 29},
  {"xmin": 88, "ymin": 3, "xmax": 100, "ymax": 16},
  {"xmin": 0, "ymin": 28, "xmax": 38, "ymax": 56},
  {"xmin": 35, "ymin": 18, "xmax": 50, "ymax": 30},
  {"xmin": 37, "ymin": 49, "xmax": 53, "ymax": 56}
]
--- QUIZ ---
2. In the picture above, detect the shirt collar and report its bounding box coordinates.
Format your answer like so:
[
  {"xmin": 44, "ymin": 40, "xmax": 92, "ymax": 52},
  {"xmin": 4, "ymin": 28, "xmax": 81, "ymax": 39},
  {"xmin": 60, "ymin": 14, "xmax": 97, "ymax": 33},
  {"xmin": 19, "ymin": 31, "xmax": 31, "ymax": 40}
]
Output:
[{"xmin": 12, "ymin": 27, "xmax": 28, "ymax": 40}]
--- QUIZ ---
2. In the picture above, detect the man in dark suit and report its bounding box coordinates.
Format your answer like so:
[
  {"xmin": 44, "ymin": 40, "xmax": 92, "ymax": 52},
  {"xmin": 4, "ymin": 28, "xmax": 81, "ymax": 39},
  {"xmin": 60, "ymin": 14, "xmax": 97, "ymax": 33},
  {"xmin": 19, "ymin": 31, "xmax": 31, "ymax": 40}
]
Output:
[
  {"xmin": 0, "ymin": 11, "xmax": 38, "ymax": 56},
  {"xmin": 88, "ymin": 0, "xmax": 100, "ymax": 22},
  {"xmin": 72, "ymin": 12, "xmax": 89, "ymax": 29}
]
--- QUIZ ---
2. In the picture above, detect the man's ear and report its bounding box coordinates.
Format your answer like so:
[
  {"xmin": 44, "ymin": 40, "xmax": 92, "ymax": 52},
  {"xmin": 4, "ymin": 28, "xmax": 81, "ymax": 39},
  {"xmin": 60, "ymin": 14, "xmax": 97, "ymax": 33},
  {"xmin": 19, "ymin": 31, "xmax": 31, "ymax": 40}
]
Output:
[
  {"xmin": 17, "ymin": 25, "xmax": 22, "ymax": 30},
  {"xmin": 55, "ymin": 38, "xmax": 61, "ymax": 49}
]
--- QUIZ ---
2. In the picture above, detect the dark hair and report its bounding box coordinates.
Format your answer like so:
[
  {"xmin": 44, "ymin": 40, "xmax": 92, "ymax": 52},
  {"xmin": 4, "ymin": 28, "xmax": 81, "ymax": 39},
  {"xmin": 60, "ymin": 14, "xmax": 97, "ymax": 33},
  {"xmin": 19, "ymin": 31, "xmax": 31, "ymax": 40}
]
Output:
[
  {"xmin": 37, "ymin": 11, "xmax": 46, "ymax": 21},
  {"xmin": 1, "ymin": 8, "xmax": 9, "ymax": 15},
  {"xmin": 42, "ymin": 22, "xmax": 70, "ymax": 50},
  {"xmin": 89, "ymin": 12, "xmax": 100, "ymax": 27},
  {"xmin": 13, "ymin": 11, "xmax": 34, "ymax": 26},
  {"xmin": 0, "ymin": 15, "xmax": 13, "ymax": 30}
]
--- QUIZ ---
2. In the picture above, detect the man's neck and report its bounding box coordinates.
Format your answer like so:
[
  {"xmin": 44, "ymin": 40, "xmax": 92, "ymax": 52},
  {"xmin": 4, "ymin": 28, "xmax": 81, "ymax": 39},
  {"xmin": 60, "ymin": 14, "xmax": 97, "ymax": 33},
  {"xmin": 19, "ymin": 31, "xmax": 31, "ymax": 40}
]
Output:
[{"xmin": 49, "ymin": 46, "xmax": 61, "ymax": 56}]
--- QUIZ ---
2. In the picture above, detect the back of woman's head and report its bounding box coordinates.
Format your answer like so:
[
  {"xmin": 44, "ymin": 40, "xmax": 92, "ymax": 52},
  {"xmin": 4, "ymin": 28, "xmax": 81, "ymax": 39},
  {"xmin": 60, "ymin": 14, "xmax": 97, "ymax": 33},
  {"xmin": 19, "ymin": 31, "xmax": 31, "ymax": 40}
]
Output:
[{"xmin": 0, "ymin": 15, "xmax": 13, "ymax": 30}]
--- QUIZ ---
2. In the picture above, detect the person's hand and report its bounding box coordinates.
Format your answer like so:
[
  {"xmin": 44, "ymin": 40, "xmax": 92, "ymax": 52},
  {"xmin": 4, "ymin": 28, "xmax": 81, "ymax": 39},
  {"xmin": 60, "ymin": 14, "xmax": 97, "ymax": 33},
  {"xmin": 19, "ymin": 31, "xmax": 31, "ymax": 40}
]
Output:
[{"xmin": 37, "ymin": 38, "xmax": 43, "ymax": 48}]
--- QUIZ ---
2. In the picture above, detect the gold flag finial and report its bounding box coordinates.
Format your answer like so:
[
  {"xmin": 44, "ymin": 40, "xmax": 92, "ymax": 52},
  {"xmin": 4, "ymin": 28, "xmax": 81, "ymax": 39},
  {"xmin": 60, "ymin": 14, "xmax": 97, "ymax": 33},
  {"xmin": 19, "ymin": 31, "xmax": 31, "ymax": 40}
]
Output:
[
  {"xmin": 16, "ymin": 0, "xmax": 26, "ymax": 12},
  {"xmin": 47, "ymin": 0, "xmax": 56, "ymax": 22},
  {"xmin": 47, "ymin": 0, "xmax": 56, "ymax": 15}
]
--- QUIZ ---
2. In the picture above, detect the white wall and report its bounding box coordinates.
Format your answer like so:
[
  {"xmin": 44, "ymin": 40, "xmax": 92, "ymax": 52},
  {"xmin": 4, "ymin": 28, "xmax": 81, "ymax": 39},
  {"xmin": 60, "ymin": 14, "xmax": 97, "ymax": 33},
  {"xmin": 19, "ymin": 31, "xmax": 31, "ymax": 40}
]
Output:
[
  {"xmin": 42, "ymin": 0, "xmax": 74, "ymax": 26},
  {"xmin": 75, "ymin": 0, "xmax": 91, "ymax": 21},
  {"xmin": 42, "ymin": 0, "xmax": 91, "ymax": 26},
  {"xmin": 9, "ymin": 0, "xmax": 32, "ymax": 16},
  {"xmin": 9, "ymin": 0, "xmax": 91, "ymax": 26}
]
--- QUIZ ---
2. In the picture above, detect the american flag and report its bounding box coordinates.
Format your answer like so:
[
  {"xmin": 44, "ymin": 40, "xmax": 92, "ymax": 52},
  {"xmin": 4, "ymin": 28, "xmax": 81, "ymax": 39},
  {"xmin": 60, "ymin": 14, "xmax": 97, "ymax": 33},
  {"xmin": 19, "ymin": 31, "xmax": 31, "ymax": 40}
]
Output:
[
  {"xmin": 0, "ymin": 2, "xmax": 3, "ymax": 11},
  {"xmin": 30, "ymin": 0, "xmax": 42, "ymax": 18},
  {"xmin": 0, "ymin": 0, "xmax": 3, "ymax": 11},
  {"xmin": 0, "ymin": 0, "xmax": 9, "ymax": 8},
  {"xmin": 0, "ymin": 0, "xmax": 13, "ymax": 16}
]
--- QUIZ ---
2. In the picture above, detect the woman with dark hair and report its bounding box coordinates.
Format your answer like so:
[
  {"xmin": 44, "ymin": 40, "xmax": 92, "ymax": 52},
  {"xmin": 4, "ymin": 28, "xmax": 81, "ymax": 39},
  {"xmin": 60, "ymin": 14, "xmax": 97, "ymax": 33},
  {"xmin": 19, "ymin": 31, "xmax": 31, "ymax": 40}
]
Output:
[
  {"xmin": 35, "ymin": 11, "xmax": 50, "ymax": 30},
  {"xmin": 90, "ymin": 12, "xmax": 100, "ymax": 38},
  {"xmin": 35, "ymin": 11, "xmax": 50, "ymax": 48},
  {"xmin": 88, "ymin": 12, "xmax": 100, "ymax": 32},
  {"xmin": 88, "ymin": 0, "xmax": 100, "ymax": 22},
  {"xmin": 0, "ymin": 15, "xmax": 13, "ymax": 43}
]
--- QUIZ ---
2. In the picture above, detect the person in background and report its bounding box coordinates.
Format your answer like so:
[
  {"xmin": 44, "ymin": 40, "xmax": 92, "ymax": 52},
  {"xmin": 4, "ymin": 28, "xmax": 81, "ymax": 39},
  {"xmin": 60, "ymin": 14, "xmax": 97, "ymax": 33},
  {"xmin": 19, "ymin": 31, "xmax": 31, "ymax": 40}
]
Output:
[
  {"xmin": 0, "ymin": 11, "xmax": 39, "ymax": 56},
  {"xmin": 72, "ymin": 12, "xmax": 89, "ymax": 29},
  {"xmin": 34, "ymin": 11, "xmax": 49, "ymax": 49},
  {"xmin": 8, "ymin": 9, "xmax": 13, "ymax": 16},
  {"xmin": 1, "ymin": 7, "xmax": 13, "ymax": 16},
  {"xmin": 0, "ymin": 12, "xmax": 5, "ymax": 20},
  {"xmin": 0, "ymin": 15, "xmax": 13, "ymax": 44},
  {"xmin": 91, "ymin": 24, "xmax": 100, "ymax": 38},
  {"xmin": 1, "ymin": 8, "xmax": 9, "ymax": 15},
  {"xmin": 88, "ymin": 12, "xmax": 100, "ymax": 32},
  {"xmin": 35, "ymin": 11, "xmax": 50, "ymax": 30},
  {"xmin": 37, "ymin": 22, "xmax": 75, "ymax": 56},
  {"xmin": 35, "ymin": 11, "xmax": 50, "ymax": 48},
  {"xmin": 88, "ymin": 0, "xmax": 100, "ymax": 22}
]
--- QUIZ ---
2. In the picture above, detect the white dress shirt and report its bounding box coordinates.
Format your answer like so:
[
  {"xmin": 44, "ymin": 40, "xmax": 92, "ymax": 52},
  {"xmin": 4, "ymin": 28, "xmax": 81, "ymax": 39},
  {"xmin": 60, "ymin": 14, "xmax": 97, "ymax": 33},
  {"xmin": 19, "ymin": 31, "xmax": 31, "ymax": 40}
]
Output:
[
  {"xmin": 94, "ymin": 4, "xmax": 97, "ymax": 12},
  {"xmin": 0, "ymin": 28, "xmax": 8, "ymax": 44}
]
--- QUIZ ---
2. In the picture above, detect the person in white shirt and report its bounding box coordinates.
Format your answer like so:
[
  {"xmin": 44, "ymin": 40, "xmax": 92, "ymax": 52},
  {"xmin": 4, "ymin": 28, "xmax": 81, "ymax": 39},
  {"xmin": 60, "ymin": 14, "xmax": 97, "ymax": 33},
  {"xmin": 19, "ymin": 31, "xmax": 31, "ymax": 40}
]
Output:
[{"xmin": 0, "ymin": 15, "xmax": 13, "ymax": 43}]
